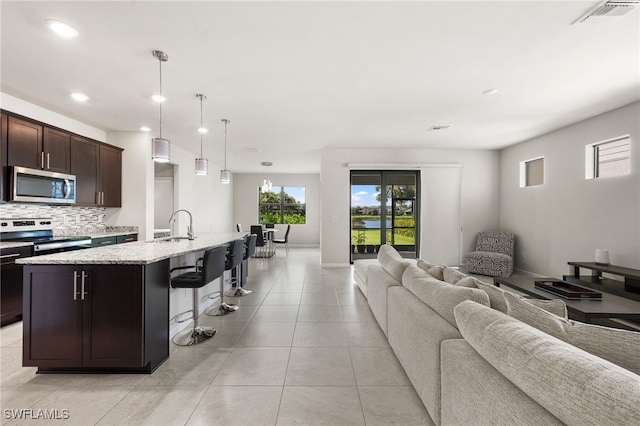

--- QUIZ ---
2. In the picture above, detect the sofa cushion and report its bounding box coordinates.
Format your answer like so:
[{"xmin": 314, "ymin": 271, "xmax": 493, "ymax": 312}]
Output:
[
  {"xmin": 402, "ymin": 265, "xmax": 489, "ymax": 328},
  {"xmin": 454, "ymin": 300, "xmax": 640, "ymax": 425},
  {"xmin": 504, "ymin": 292, "xmax": 640, "ymax": 375},
  {"xmin": 377, "ymin": 244, "xmax": 411, "ymax": 282},
  {"xmin": 443, "ymin": 265, "xmax": 467, "ymax": 284},
  {"xmin": 416, "ymin": 258, "xmax": 444, "ymax": 281},
  {"xmin": 476, "ymin": 282, "xmax": 567, "ymax": 317}
]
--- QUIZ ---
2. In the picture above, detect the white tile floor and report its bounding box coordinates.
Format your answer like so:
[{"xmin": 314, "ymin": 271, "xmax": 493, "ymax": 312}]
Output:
[{"xmin": 0, "ymin": 248, "xmax": 431, "ymax": 425}]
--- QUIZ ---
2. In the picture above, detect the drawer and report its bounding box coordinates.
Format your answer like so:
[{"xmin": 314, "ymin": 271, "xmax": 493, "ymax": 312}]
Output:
[
  {"xmin": 116, "ymin": 234, "xmax": 138, "ymax": 244},
  {"xmin": 92, "ymin": 236, "xmax": 117, "ymax": 247}
]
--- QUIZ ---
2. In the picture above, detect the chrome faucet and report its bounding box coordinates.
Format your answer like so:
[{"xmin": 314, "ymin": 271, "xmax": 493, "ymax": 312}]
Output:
[{"xmin": 169, "ymin": 209, "xmax": 194, "ymax": 240}]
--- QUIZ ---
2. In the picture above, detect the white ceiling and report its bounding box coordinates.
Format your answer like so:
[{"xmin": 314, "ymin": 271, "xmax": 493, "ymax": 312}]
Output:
[{"xmin": 1, "ymin": 1, "xmax": 639, "ymax": 174}]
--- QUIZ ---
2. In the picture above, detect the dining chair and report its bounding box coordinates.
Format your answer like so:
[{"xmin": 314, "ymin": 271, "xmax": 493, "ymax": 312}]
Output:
[{"xmin": 273, "ymin": 224, "xmax": 291, "ymax": 255}]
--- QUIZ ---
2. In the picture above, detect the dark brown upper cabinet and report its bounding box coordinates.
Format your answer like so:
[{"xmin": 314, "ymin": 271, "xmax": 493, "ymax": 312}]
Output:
[
  {"xmin": 43, "ymin": 127, "xmax": 71, "ymax": 173},
  {"xmin": 7, "ymin": 116, "xmax": 70, "ymax": 173},
  {"xmin": 70, "ymin": 136, "xmax": 122, "ymax": 207},
  {"xmin": 1, "ymin": 113, "xmax": 7, "ymax": 202}
]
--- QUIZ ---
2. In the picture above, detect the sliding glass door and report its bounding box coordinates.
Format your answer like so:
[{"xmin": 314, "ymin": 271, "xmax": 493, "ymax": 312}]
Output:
[{"xmin": 350, "ymin": 170, "xmax": 419, "ymax": 261}]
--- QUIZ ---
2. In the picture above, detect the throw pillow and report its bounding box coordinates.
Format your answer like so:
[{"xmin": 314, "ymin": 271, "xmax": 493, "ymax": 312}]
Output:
[
  {"xmin": 402, "ymin": 266, "xmax": 490, "ymax": 327},
  {"xmin": 377, "ymin": 244, "xmax": 410, "ymax": 282},
  {"xmin": 504, "ymin": 292, "xmax": 640, "ymax": 375},
  {"xmin": 524, "ymin": 298, "xmax": 567, "ymax": 318},
  {"xmin": 475, "ymin": 281, "xmax": 509, "ymax": 313},
  {"xmin": 443, "ymin": 265, "xmax": 467, "ymax": 284},
  {"xmin": 454, "ymin": 276, "xmax": 483, "ymax": 288},
  {"xmin": 416, "ymin": 258, "xmax": 445, "ymax": 281}
]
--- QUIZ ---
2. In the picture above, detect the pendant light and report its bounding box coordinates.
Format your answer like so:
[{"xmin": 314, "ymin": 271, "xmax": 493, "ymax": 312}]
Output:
[
  {"xmin": 151, "ymin": 50, "xmax": 170, "ymax": 163},
  {"xmin": 220, "ymin": 119, "xmax": 231, "ymax": 184},
  {"xmin": 195, "ymin": 94, "xmax": 208, "ymax": 175},
  {"xmin": 261, "ymin": 161, "xmax": 273, "ymax": 192}
]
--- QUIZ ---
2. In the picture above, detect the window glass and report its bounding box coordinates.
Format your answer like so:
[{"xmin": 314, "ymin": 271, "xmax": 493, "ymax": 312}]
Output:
[{"xmin": 259, "ymin": 186, "xmax": 306, "ymax": 224}]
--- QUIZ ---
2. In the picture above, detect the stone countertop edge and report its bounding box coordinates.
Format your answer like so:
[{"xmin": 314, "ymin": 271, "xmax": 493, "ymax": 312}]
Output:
[{"xmin": 17, "ymin": 232, "xmax": 248, "ymax": 265}]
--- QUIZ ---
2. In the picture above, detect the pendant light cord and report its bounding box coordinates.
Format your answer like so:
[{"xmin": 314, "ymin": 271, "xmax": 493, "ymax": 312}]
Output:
[
  {"xmin": 199, "ymin": 96, "xmax": 204, "ymax": 157},
  {"xmin": 158, "ymin": 57, "xmax": 163, "ymax": 139},
  {"xmin": 222, "ymin": 119, "xmax": 229, "ymax": 169}
]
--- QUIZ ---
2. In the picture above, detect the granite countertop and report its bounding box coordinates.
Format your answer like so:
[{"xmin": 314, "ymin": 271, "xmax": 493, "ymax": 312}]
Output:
[{"xmin": 17, "ymin": 232, "xmax": 247, "ymax": 265}]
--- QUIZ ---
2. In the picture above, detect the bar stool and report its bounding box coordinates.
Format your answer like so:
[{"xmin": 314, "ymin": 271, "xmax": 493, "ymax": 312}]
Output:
[
  {"xmin": 225, "ymin": 234, "xmax": 256, "ymax": 297},
  {"xmin": 206, "ymin": 238, "xmax": 244, "ymax": 316},
  {"xmin": 170, "ymin": 245, "xmax": 226, "ymax": 346}
]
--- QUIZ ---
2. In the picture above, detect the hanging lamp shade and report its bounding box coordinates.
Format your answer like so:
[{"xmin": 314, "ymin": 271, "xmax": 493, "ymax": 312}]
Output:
[
  {"xmin": 151, "ymin": 50, "xmax": 171, "ymax": 163},
  {"xmin": 195, "ymin": 158, "xmax": 208, "ymax": 175},
  {"xmin": 220, "ymin": 169, "xmax": 231, "ymax": 184},
  {"xmin": 194, "ymin": 94, "xmax": 209, "ymax": 175},
  {"xmin": 220, "ymin": 118, "xmax": 231, "ymax": 184},
  {"xmin": 152, "ymin": 138, "xmax": 170, "ymax": 163}
]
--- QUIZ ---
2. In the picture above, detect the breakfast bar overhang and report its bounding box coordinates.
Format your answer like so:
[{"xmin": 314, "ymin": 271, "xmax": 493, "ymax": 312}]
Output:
[{"xmin": 17, "ymin": 232, "xmax": 246, "ymax": 374}]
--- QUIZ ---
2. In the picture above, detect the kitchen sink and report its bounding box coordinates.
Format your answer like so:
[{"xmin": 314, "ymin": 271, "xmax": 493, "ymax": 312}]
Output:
[{"xmin": 149, "ymin": 236, "xmax": 195, "ymax": 243}]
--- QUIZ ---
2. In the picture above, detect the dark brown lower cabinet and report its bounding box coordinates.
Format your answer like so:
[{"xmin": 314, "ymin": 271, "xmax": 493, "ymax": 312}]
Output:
[
  {"xmin": 1, "ymin": 246, "xmax": 33, "ymax": 326},
  {"xmin": 23, "ymin": 261, "xmax": 169, "ymax": 373}
]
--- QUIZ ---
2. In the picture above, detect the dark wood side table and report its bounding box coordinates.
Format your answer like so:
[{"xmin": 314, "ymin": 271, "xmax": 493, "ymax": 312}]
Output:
[{"xmin": 494, "ymin": 275, "xmax": 640, "ymax": 330}]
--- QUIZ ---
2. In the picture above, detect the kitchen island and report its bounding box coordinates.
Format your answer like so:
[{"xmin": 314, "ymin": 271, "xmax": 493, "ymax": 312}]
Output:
[{"xmin": 17, "ymin": 232, "xmax": 245, "ymax": 373}]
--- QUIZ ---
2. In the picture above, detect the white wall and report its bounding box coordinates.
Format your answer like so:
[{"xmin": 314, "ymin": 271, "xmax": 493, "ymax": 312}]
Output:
[
  {"xmin": 1, "ymin": 92, "xmax": 107, "ymax": 142},
  {"xmin": 499, "ymin": 101, "xmax": 640, "ymax": 277},
  {"xmin": 104, "ymin": 131, "xmax": 154, "ymax": 239},
  {"xmin": 320, "ymin": 148, "xmax": 500, "ymax": 266},
  {"xmin": 232, "ymin": 173, "xmax": 320, "ymax": 247}
]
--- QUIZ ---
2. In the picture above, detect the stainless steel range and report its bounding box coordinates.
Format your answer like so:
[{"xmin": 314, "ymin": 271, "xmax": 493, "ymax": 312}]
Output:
[{"xmin": 0, "ymin": 218, "xmax": 92, "ymax": 255}]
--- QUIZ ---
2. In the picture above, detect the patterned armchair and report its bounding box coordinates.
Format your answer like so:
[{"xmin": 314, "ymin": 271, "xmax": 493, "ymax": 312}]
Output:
[{"xmin": 465, "ymin": 231, "xmax": 514, "ymax": 277}]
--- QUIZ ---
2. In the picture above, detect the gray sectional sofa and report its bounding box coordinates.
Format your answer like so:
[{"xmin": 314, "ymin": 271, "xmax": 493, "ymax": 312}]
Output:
[{"xmin": 353, "ymin": 245, "xmax": 640, "ymax": 425}]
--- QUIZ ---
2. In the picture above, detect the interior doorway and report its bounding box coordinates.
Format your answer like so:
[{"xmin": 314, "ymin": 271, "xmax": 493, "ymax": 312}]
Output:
[{"xmin": 350, "ymin": 170, "xmax": 420, "ymax": 262}]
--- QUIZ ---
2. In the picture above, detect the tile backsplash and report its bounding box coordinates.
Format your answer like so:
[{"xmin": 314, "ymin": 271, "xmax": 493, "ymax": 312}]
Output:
[{"xmin": 0, "ymin": 203, "xmax": 132, "ymax": 236}]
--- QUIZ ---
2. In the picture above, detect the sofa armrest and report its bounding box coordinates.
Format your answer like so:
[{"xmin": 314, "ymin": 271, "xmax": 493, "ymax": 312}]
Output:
[{"xmin": 441, "ymin": 339, "xmax": 562, "ymax": 425}]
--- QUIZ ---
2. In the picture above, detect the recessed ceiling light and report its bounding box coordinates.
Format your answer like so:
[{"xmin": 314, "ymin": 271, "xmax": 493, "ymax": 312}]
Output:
[
  {"xmin": 245, "ymin": 148, "xmax": 262, "ymax": 153},
  {"xmin": 198, "ymin": 127, "xmax": 208, "ymax": 134},
  {"xmin": 46, "ymin": 20, "xmax": 78, "ymax": 38},
  {"xmin": 151, "ymin": 94, "xmax": 166, "ymax": 103},
  {"xmin": 483, "ymin": 88, "xmax": 499, "ymax": 96},
  {"xmin": 70, "ymin": 92, "xmax": 89, "ymax": 102},
  {"xmin": 140, "ymin": 126, "xmax": 151, "ymax": 132}
]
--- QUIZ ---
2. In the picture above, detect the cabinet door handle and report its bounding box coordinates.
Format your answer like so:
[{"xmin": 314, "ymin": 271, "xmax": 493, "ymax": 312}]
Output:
[
  {"xmin": 99, "ymin": 241, "xmax": 112, "ymax": 245},
  {"xmin": 40, "ymin": 152, "xmax": 45, "ymax": 169},
  {"xmin": 73, "ymin": 271, "xmax": 78, "ymax": 301},
  {"xmin": 81, "ymin": 271, "xmax": 88, "ymax": 300},
  {"xmin": 101, "ymin": 192, "xmax": 105, "ymax": 205},
  {"xmin": 46, "ymin": 152, "xmax": 50, "ymax": 169}
]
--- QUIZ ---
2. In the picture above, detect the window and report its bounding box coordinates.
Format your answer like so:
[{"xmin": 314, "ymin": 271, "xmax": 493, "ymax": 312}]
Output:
[
  {"xmin": 259, "ymin": 186, "xmax": 306, "ymax": 224},
  {"xmin": 520, "ymin": 157, "xmax": 544, "ymax": 187},
  {"xmin": 585, "ymin": 136, "xmax": 631, "ymax": 179}
]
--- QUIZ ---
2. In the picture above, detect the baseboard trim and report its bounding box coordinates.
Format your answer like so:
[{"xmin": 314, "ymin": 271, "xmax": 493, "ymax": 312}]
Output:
[{"xmin": 321, "ymin": 263, "xmax": 352, "ymax": 268}]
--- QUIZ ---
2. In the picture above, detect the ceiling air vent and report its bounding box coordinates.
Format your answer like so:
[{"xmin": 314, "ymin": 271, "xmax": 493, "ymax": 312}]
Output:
[
  {"xmin": 573, "ymin": 1, "xmax": 639, "ymax": 24},
  {"xmin": 427, "ymin": 125, "xmax": 451, "ymax": 132}
]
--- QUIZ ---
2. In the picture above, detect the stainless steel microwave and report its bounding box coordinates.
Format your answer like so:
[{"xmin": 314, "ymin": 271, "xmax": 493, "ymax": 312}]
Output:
[{"xmin": 10, "ymin": 166, "xmax": 76, "ymax": 204}]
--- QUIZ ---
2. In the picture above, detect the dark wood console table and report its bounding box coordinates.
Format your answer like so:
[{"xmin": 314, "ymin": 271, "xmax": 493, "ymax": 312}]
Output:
[
  {"xmin": 564, "ymin": 262, "xmax": 640, "ymax": 302},
  {"xmin": 495, "ymin": 275, "xmax": 640, "ymax": 330}
]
